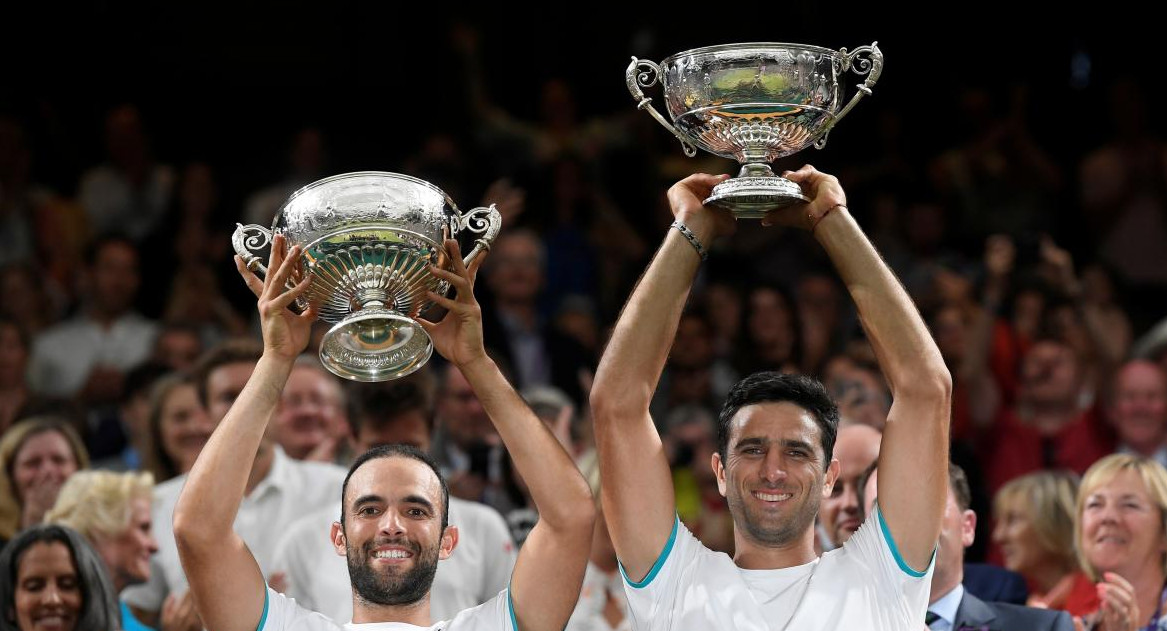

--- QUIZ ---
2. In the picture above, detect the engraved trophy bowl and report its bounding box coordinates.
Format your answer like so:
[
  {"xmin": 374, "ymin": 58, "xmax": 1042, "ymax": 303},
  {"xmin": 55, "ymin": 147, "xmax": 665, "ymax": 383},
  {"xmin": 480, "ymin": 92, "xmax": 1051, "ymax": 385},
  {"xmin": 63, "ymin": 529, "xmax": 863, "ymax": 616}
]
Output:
[
  {"xmin": 626, "ymin": 42, "xmax": 883, "ymax": 218},
  {"xmin": 232, "ymin": 172, "xmax": 501, "ymax": 382}
]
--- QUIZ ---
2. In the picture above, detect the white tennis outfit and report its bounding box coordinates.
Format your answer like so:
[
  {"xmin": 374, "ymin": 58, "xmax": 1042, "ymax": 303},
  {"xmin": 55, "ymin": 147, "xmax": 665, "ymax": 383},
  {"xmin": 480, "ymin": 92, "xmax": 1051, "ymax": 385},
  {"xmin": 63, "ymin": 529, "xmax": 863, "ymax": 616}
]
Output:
[{"xmin": 621, "ymin": 506, "xmax": 934, "ymax": 631}]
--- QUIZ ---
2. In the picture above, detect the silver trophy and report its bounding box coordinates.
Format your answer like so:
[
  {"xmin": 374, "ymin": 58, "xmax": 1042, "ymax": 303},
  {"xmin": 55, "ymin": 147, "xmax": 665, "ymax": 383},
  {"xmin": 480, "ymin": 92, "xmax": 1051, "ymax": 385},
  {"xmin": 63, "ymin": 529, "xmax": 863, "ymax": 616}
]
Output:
[
  {"xmin": 232, "ymin": 172, "xmax": 501, "ymax": 382},
  {"xmin": 627, "ymin": 42, "xmax": 883, "ymax": 218}
]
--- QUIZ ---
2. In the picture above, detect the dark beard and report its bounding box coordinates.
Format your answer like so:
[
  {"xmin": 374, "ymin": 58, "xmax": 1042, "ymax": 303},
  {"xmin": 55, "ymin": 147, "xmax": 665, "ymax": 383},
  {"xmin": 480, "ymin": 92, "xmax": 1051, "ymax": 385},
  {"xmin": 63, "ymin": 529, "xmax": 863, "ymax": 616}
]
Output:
[
  {"xmin": 346, "ymin": 535, "xmax": 440, "ymax": 606},
  {"xmin": 727, "ymin": 484, "xmax": 822, "ymax": 547}
]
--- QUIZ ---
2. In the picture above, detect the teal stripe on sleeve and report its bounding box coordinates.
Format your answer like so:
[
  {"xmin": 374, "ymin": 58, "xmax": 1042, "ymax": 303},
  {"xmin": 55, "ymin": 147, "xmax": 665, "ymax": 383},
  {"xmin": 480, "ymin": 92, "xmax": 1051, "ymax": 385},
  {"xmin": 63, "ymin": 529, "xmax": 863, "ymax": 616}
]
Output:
[
  {"xmin": 619, "ymin": 515, "xmax": 679, "ymax": 589},
  {"xmin": 507, "ymin": 584, "xmax": 518, "ymax": 631},
  {"xmin": 875, "ymin": 504, "xmax": 934, "ymax": 578},
  {"xmin": 256, "ymin": 587, "xmax": 271, "ymax": 631}
]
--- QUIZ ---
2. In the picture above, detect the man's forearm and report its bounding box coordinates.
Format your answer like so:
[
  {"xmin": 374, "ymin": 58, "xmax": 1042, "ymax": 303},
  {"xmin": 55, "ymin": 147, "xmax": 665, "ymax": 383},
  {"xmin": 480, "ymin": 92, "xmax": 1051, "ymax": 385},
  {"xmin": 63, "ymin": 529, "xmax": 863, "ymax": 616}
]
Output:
[
  {"xmin": 814, "ymin": 209, "xmax": 949, "ymax": 391},
  {"xmin": 460, "ymin": 357, "xmax": 592, "ymax": 529},
  {"xmin": 590, "ymin": 227, "xmax": 704, "ymax": 418}
]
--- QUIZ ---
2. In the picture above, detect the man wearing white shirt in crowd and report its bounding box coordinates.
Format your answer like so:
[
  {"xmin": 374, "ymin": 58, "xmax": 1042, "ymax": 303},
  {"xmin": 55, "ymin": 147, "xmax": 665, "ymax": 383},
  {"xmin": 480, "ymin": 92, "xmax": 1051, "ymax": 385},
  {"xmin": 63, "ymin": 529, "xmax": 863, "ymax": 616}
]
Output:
[
  {"xmin": 29, "ymin": 235, "xmax": 158, "ymax": 402},
  {"xmin": 273, "ymin": 374, "xmax": 516, "ymax": 622},
  {"xmin": 123, "ymin": 339, "xmax": 346, "ymax": 626},
  {"xmin": 273, "ymin": 357, "xmax": 350, "ymax": 463},
  {"xmin": 590, "ymin": 168, "xmax": 952, "ymax": 630},
  {"xmin": 1110, "ymin": 360, "xmax": 1167, "ymax": 468}
]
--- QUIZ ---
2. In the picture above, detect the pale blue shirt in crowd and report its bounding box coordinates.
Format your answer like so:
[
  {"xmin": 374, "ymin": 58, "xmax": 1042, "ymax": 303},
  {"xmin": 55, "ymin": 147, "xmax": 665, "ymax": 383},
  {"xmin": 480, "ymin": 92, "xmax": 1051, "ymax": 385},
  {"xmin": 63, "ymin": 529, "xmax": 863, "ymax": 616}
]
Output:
[{"xmin": 928, "ymin": 583, "xmax": 965, "ymax": 631}]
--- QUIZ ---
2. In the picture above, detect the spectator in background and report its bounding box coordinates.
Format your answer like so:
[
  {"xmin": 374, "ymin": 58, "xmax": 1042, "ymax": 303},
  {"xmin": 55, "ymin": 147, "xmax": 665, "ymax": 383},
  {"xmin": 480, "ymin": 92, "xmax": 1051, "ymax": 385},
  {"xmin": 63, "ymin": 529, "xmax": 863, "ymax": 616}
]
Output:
[
  {"xmin": 0, "ymin": 523, "xmax": 121, "ymax": 631},
  {"xmin": 0, "ymin": 318, "xmax": 75, "ymax": 435},
  {"xmin": 923, "ymin": 463, "xmax": 1073, "ymax": 630},
  {"xmin": 1108, "ymin": 360, "xmax": 1167, "ymax": 468},
  {"xmin": 662, "ymin": 406, "xmax": 732, "ymax": 554},
  {"xmin": 1079, "ymin": 79, "xmax": 1167, "ymax": 330},
  {"xmin": 28, "ymin": 236, "xmax": 158, "ymax": 404},
  {"xmin": 650, "ymin": 310, "xmax": 737, "ymax": 422},
  {"xmin": 273, "ymin": 374, "xmax": 516, "ymax": 623},
  {"xmin": 992, "ymin": 471, "xmax": 1087, "ymax": 612},
  {"xmin": 151, "ymin": 324, "xmax": 203, "ymax": 373},
  {"xmin": 95, "ymin": 362, "xmax": 171, "ymax": 473},
  {"xmin": 430, "ymin": 361, "xmax": 503, "ymax": 504},
  {"xmin": 1074, "ymin": 454, "xmax": 1167, "ymax": 631},
  {"xmin": 45, "ymin": 471, "xmax": 199, "ymax": 631},
  {"xmin": 981, "ymin": 336, "xmax": 1115, "ymax": 495},
  {"xmin": 818, "ymin": 423, "xmax": 881, "ymax": 550},
  {"xmin": 143, "ymin": 374, "xmax": 212, "ymax": 484},
  {"xmin": 482, "ymin": 229, "xmax": 592, "ymax": 405},
  {"xmin": 0, "ymin": 418, "xmax": 89, "ymax": 543},
  {"xmin": 78, "ymin": 105, "xmax": 174, "ymax": 243},
  {"xmin": 0, "ymin": 119, "xmax": 87, "ymax": 298},
  {"xmin": 273, "ymin": 357, "xmax": 350, "ymax": 463},
  {"xmin": 735, "ymin": 283, "xmax": 803, "ymax": 375},
  {"xmin": 0, "ymin": 264, "xmax": 60, "ymax": 340},
  {"xmin": 121, "ymin": 340, "xmax": 345, "ymax": 628}
]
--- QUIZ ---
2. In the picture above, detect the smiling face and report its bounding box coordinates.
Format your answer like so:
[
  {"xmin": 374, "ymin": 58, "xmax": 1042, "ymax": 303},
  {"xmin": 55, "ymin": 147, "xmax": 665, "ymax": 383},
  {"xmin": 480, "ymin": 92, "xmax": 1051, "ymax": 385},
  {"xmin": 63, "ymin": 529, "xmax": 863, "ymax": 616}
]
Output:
[
  {"xmin": 13, "ymin": 542, "xmax": 82, "ymax": 631},
  {"xmin": 1079, "ymin": 468, "xmax": 1167, "ymax": 579},
  {"xmin": 12, "ymin": 432, "xmax": 78, "ymax": 505},
  {"xmin": 991, "ymin": 500, "xmax": 1045, "ymax": 576},
  {"xmin": 714, "ymin": 402, "xmax": 838, "ymax": 547},
  {"xmin": 158, "ymin": 383, "xmax": 213, "ymax": 474},
  {"xmin": 92, "ymin": 497, "xmax": 157, "ymax": 590},
  {"xmin": 332, "ymin": 456, "xmax": 455, "ymax": 607},
  {"xmin": 1110, "ymin": 362, "xmax": 1167, "ymax": 455}
]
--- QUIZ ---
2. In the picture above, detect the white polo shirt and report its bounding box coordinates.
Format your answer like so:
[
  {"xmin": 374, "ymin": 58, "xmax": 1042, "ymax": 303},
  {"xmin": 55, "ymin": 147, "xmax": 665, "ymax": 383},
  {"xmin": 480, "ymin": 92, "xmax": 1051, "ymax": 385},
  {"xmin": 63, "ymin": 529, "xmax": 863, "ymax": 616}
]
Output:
[
  {"xmin": 621, "ymin": 506, "xmax": 934, "ymax": 631},
  {"xmin": 257, "ymin": 586, "xmax": 514, "ymax": 631},
  {"xmin": 122, "ymin": 447, "xmax": 346, "ymax": 612},
  {"xmin": 272, "ymin": 497, "xmax": 516, "ymax": 622},
  {"xmin": 28, "ymin": 313, "xmax": 158, "ymax": 397}
]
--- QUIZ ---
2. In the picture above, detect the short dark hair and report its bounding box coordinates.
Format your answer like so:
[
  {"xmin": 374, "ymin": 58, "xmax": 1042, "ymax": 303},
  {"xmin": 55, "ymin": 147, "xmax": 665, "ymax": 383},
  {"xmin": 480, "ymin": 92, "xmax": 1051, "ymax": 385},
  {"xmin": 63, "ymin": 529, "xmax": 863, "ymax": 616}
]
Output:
[
  {"xmin": 717, "ymin": 372, "xmax": 839, "ymax": 468},
  {"xmin": 84, "ymin": 233, "xmax": 137, "ymax": 266},
  {"xmin": 0, "ymin": 524, "xmax": 121, "ymax": 631},
  {"xmin": 341, "ymin": 445, "xmax": 449, "ymax": 531},
  {"xmin": 192, "ymin": 338, "xmax": 263, "ymax": 407},
  {"xmin": 348, "ymin": 378, "xmax": 433, "ymax": 437},
  {"xmin": 949, "ymin": 462, "xmax": 972, "ymax": 511}
]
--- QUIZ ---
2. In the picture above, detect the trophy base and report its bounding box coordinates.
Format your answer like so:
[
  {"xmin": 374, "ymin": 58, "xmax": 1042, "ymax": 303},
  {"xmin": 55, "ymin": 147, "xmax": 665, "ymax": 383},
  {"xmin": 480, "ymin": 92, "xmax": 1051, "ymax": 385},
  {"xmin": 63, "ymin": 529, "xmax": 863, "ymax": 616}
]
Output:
[
  {"xmin": 319, "ymin": 308, "xmax": 433, "ymax": 382},
  {"xmin": 704, "ymin": 176, "xmax": 810, "ymax": 219}
]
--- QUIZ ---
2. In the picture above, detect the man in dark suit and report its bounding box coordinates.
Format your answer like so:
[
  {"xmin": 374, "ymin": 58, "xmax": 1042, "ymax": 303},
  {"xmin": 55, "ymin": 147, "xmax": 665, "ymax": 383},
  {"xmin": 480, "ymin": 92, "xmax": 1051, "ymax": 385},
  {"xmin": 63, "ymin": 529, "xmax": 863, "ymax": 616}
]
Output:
[{"xmin": 926, "ymin": 463, "xmax": 1073, "ymax": 631}]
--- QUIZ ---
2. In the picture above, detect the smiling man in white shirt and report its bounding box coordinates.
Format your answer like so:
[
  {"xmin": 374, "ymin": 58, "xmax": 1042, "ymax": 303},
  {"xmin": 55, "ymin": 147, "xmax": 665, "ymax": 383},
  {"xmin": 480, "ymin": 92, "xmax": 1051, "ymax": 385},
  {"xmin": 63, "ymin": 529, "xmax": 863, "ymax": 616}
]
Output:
[{"xmin": 590, "ymin": 167, "xmax": 952, "ymax": 630}]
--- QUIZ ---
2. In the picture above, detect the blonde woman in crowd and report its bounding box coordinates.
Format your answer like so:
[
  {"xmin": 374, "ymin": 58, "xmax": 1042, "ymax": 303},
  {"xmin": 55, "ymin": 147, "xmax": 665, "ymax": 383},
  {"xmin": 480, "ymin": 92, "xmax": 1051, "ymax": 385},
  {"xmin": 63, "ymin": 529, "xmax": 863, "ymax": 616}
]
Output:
[
  {"xmin": 45, "ymin": 470, "xmax": 200, "ymax": 631},
  {"xmin": 993, "ymin": 471, "xmax": 1097, "ymax": 613},
  {"xmin": 1075, "ymin": 454, "xmax": 1167, "ymax": 631},
  {"xmin": 0, "ymin": 417, "xmax": 89, "ymax": 543}
]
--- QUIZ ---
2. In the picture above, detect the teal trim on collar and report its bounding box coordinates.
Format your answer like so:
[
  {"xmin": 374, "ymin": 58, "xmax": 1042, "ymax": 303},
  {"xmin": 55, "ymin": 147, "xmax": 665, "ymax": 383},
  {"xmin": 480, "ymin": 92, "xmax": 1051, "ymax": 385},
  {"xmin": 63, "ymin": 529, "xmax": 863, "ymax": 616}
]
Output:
[
  {"xmin": 875, "ymin": 503, "xmax": 933, "ymax": 578},
  {"xmin": 619, "ymin": 515, "xmax": 679, "ymax": 589},
  {"xmin": 256, "ymin": 587, "xmax": 271, "ymax": 631},
  {"xmin": 507, "ymin": 584, "xmax": 518, "ymax": 631}
]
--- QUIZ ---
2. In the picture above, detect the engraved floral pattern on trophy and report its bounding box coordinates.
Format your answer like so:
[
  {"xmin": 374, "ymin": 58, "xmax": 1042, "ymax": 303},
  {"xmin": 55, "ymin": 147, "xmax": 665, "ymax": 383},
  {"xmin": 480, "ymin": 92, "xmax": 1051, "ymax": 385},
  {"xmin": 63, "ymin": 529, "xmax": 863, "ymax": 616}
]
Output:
[
  {"xmin": 661, "ymin": 47, "xmax": 840, "ymax": 166},
  {"xmin": 231, "ymin": 172, "xmax": 502, "ymax": 381}
]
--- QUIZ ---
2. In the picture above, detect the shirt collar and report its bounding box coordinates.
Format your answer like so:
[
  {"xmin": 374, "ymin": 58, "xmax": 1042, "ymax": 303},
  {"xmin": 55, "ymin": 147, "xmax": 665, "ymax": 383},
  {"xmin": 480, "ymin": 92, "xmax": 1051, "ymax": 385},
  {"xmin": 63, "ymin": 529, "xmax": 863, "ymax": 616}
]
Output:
[
  {"xmin": 250, "ymin": 445, "xmax": 290, "ymax": 498},
  {"xmin": 930, "ymin": 583, "xmax": 964, "ymax": 627}
]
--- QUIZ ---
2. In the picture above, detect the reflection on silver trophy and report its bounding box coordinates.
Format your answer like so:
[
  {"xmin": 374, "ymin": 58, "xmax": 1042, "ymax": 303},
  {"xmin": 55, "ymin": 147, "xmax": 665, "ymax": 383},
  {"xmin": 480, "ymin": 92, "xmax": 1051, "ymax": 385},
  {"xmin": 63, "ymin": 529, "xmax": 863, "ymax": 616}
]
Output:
[
  {"xmin": 626, "ymin": 42, "xmax": 883, "ymax": 218},
  {"xmin": 232, "ymin": 172, "xmax": 501, "ymax": 382}
]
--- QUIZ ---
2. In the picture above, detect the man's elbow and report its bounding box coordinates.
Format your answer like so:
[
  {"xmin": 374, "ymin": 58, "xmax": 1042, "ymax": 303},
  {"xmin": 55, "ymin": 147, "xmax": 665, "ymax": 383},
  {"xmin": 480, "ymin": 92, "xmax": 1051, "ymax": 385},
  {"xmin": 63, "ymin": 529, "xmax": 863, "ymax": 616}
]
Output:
[
  {"xmin": 914, "ymin": 365, "xmax": 953, "ymax": 402},
  {"xmin": 589, "ymin": 383, "xmax": 648, "ymax": 427},
  {"xmin": 172, "ymin": 504, "xmax": 214, "ymax": 550}
]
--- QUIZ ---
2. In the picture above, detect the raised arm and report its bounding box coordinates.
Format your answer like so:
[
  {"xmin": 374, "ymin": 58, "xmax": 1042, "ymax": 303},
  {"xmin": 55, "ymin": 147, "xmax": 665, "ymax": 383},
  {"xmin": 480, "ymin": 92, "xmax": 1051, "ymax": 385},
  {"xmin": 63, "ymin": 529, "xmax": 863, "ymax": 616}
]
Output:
[
  {"xmin": 420, "ymin": 241, "xmax": 594, "ymax": 631},
  {"xmin": 172, "ymin": 235, "xmax": 317, "ymax": 631},
  {"xmin": 781, "ymin": 166, "xmax": 951, "ymax": 571},
  {"xmin": 588, "ymin": 173, "xmax": 735, "ymax": 581}
]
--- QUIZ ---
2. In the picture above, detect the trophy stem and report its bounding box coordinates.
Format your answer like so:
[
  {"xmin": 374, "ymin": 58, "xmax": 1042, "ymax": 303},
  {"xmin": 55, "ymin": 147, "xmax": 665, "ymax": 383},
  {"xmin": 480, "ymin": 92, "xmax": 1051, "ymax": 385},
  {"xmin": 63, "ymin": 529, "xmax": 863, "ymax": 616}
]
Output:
[{"xmin": 738, "ymin": 163, "xmax": 776, "ymax": 179}]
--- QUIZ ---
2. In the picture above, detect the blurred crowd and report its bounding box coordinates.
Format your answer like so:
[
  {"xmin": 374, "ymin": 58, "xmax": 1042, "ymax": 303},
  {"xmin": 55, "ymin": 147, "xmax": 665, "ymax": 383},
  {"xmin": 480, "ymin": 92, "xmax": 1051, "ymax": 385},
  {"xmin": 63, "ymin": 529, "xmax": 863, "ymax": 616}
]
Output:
[{"xmin": 3, "ymin": 26, "xmax": 1167, "ymax": 631}]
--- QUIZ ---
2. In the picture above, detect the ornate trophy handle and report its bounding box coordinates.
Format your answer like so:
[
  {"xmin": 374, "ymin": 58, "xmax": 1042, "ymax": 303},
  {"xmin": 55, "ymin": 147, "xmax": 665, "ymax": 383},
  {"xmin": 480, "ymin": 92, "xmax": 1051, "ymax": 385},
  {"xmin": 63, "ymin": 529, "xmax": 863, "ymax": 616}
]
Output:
[
  {"xmin": 452, "ymin": 204, "xmax": 503, "ymax": 267},
  {"xmin": 625, "ymin": 58, "xmax": 698, "ymax": 157},
  {"xmin": 814, "ymin": 42, "xmax": 884, "ymax": 150},
  {"xmin": 231, "ymin": 223, "xmax": 274, "ymax": 276}
]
